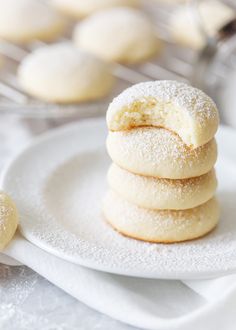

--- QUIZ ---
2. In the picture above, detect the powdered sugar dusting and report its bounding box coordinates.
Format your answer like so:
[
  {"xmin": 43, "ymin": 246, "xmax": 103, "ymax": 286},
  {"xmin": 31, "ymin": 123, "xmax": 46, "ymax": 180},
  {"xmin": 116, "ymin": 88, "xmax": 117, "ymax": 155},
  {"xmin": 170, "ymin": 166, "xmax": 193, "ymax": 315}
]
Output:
[
  {"xmin": 108, "ymin": 163, "xmax": 217, "ymax": 209},
  {"xmin": 108, "ymin": 80, "xmax": 218, "ymax": 123},
  {"xmin": 107, "ymin": 127, "xmax": 217, "ymax": 178},
  {"xmin": 104, "ymin": 189, "xmax": 218, "ymax": 232},
  {"xmin": 109, "ymin": 127, "xmax": 215, "ymax": 165},
  {"xmin": 2, "ymin": 119, "xmax": 236, "ymax": 279}
]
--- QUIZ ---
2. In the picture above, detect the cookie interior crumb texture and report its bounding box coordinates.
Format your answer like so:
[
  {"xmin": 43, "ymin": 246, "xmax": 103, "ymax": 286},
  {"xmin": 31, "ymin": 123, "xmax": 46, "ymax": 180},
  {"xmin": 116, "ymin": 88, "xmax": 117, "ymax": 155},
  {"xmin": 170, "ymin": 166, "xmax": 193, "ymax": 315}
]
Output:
[{"xmin": 107, "ymin": 80, "xmax": 219, "ymax": 148}]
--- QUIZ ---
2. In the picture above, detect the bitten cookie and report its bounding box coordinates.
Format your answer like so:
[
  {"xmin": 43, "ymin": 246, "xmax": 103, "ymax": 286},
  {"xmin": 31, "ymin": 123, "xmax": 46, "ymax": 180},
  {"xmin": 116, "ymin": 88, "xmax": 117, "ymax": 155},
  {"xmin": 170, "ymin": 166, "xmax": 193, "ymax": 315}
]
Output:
[
  {"xmin": 18, "ymin": 43, "xmax": 114, "ymax": 103},
  {"xmin": 0, "ymin": 192, "xmax": 18, "ymax": 251},
  {"xmin": 108, "ymin": 163, "xmax": 217, "ymax": 210},
  {"xmin": 103, "ymin": 190, "xmax": 219, "ymax": 243},
  {"xmin": 73, "ymin": 7, "xmax": 160, "ymax": 64},
  {"xmin": 106, "ymin": 127, "xmax": 217, "ymax": 179},
  {"xmin": 0, "ymin": 0, "xmax": 65, "ymax": 43},
  {"xmin": 52, "ymin": 0, "xmax": 139, "ymax": 18},
  {"xmin": 107, "ymin": 80, "xmax": 219, "ymax": 148}
]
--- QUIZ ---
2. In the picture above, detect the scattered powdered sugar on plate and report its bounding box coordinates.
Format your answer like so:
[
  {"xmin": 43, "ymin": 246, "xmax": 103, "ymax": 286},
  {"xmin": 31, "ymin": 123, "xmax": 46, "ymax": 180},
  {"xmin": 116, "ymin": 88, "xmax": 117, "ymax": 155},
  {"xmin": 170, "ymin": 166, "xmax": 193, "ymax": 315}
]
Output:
[{"xmin": 2, "ymin": 118, "xmax": 236, "ymax": 279}]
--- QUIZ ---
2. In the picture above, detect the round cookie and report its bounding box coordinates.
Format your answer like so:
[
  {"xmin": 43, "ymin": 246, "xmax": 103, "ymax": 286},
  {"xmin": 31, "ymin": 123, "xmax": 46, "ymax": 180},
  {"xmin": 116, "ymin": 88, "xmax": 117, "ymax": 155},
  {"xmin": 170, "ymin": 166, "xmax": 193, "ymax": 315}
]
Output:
[
  {"xmin": 0, "ymin": 0, "xmax": 65, "ymax": 43},
  {"xmin": 52, "ymin": 0, "xmax": 139, "ymax": 18},
  {"xmin": 106, "ymin": 127, "xmax": 217, "ymax": 179},
  {"xmin": 103, "ymin": 190, "xmax": 219, "ymax": 243},
  {"xmin": 18, "ymin": 43, "xmax": 114, "ymax": 103},
  {"xmin": 108, "ymin": 163, "xmax": 217, "ymax": 210},
  {"xmin": 0, "ymin": 192, "xmax": 18, "ymax": 251},
  {"xmin": 107, "ymin": 80, "xmax": 219, "ymax": 148},
  {"xmin": 169, "ymin": 0, "xmax": 235, "ymax": 49},
  {"xmin": 73, "ymin": 7, "xmax": 160, "ymax": 64}
]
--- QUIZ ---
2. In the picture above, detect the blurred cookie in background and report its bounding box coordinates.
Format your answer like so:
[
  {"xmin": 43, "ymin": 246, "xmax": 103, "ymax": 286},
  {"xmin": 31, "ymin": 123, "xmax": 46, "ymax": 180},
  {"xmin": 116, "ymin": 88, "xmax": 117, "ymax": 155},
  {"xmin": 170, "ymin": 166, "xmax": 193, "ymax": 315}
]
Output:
[
  {"xmin": 51, "ymin": 0, "xmax": 139, "ymax": 18},
  {"xmin": 73, "ymin": 7, "xmax": 161, "ymax": 64},
  {"xmin": 151, "ymin": 0, "xmax": 187, "ymax": 4},
  {"xmin": 18, "ymin": 43, "xmax": 114, "ymax": 103},
  {"xmin": 169, "ymin": 0, "xmax": 235, "ymax": 49},
  {"xmin": 0, "ymin": 0, "xmax": 66, "ymax": 43}
]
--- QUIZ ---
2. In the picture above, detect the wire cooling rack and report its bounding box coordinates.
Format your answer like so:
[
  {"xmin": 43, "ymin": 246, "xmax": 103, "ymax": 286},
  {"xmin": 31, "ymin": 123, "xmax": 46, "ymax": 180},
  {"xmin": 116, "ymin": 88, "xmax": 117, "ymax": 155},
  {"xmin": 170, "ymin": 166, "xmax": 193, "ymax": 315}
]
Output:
[{"xmin": 0, "ymin": 0, "xmax": 234, "ymax": 119}]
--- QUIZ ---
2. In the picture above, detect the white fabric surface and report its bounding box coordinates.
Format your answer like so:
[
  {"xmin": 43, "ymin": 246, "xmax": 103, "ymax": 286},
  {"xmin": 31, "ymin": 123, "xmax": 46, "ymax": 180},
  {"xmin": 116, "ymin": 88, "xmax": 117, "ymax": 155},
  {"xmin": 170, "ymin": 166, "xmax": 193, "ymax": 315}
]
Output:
[
  {"xmin": 1, "ymin": 117, "xmax": 236, "ymax": 330},
  {"xmin": 2, "ymin": 233, "xmax": 236, "ymax": 330}
]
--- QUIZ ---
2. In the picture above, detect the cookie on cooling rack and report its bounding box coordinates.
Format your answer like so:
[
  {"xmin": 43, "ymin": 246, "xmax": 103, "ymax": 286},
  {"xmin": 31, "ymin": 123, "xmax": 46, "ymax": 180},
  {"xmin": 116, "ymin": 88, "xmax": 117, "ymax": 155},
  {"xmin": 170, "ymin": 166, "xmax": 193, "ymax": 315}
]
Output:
[
  {"xmin": 169, "ymin": 0, "xmax": 235, "ymax": 49},
  {"xmin": 18, "ymin": 43, "xmax": 114, "ymax": 103},
  {"xmin": 0, "ymin": 0, "xmax": 65, "ymax": 43},
  {"xmin": 73, "ymin": 7, "xmax": 161, "ymax": 64},
  {"xmin": 103, "ymin": 190, "xmax": 220, "ymax": 243},
  {"xmin": 52, "ymin": 0, "xmax": 139, "ymax": 18}
]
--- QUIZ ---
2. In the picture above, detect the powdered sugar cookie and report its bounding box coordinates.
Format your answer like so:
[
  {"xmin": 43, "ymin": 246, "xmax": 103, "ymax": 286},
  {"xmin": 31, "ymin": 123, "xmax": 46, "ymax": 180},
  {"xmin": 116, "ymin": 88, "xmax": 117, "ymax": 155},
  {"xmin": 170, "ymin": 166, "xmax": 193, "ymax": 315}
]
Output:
[
  {"xmin": 0, "ymin": 0, "xmax": 65, "ymax": 43},
  {"xmin": 74, "ymin": 7, "xmax": 160, "ymax": 64},
  {"xmin": 107, "ymin": 80, "xmax": 219, "ymax": 148},
  {"xmin": 106, "ymin": 127, "xmax": 217, "ymax": 179},
  {"xmin": 108, "ymin": 164, "xmax": 217, "ymax": 210},
  {"xmin": 103, "ymin": 190, "xmax": 219, "ymax": 243},
  {"xmin": 18, "ymin": 43, "xmax": 114, "ymax": 103}
]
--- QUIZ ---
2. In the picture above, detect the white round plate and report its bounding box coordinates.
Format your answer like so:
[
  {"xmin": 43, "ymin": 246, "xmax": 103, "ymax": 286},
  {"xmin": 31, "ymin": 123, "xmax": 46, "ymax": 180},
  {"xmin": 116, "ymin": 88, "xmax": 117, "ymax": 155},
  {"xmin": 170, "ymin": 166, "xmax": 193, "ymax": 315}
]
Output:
[{"xmin": 2, "ymin": 118, "xmax": 236, "ymax": 279}]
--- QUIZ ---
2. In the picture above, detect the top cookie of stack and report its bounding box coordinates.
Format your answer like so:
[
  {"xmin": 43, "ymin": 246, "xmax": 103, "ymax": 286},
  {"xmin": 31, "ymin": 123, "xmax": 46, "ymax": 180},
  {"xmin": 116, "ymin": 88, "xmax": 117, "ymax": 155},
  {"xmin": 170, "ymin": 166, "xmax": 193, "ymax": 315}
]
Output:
[
  {"xmin": 107, "ymin": 80, "xmax": 219, "ymax": 149},
  {"xmin": 103, "ymin": 80, "xmax": 220, "ymax": 243}
]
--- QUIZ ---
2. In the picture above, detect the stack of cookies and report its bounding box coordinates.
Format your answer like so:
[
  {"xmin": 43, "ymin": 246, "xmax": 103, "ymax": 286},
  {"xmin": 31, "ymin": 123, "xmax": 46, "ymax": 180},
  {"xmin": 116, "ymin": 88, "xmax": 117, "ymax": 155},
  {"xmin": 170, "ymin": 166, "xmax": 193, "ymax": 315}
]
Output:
[{"xmin": 103, "ymin": 80, "xmax": 220, "ymax": 243}]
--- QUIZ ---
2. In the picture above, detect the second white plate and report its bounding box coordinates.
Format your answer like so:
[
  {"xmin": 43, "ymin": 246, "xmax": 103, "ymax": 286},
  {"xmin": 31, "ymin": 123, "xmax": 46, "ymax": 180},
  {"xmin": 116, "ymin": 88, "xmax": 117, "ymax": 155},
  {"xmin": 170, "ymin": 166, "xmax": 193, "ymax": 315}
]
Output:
[{"xmin": 2, "ymin": 118, "xmax": 236, "ymax": 279}]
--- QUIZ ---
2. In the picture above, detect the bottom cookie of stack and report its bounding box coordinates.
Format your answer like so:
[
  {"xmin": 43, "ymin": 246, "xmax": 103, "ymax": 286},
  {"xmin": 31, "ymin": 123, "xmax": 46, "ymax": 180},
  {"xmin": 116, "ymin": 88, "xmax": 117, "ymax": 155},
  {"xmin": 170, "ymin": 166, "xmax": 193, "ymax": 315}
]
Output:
[{"xmin": 103, "ymin": 190, "xmax": 219, "ymax": 243}]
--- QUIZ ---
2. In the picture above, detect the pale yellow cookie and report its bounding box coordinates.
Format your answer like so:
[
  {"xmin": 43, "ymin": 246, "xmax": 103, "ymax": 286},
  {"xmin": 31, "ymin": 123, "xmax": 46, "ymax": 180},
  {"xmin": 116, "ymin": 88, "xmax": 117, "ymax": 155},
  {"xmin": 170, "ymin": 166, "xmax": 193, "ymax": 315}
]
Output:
[
  {"xmin": 108, "ymin": 163, "xmax": 217, "ymax": 210},
  {"xmin": 73, "ymin": 7, "xmax": 160, "ymax": 64},
  {"xmin": 107, "ymin": 80, "xmax": 219, "ymax": 148},
  {"xmin": 170, "ymin": 0, "xmax": 235, "ymax": 49},
  {"xmin": 0, "ymin": 192, "xmax": 18, "ymax": 251},
  {"xmin": 18, "ymin": 43, "xmax": 114, "ymax": 103},
  {"xmin": 0, "ymin": 0, "xmax": 65, "ymax": 43},
  {"xmin": 103, "ymin": 190, "xmax": 219, "ymax": 243},
  {"xmin": 52, "ymin": 0, "xmax": 139, "ymax": 18},
  {"xmin": 106, "ymin": 127, "xmax": 217, "ymax": 179}
]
